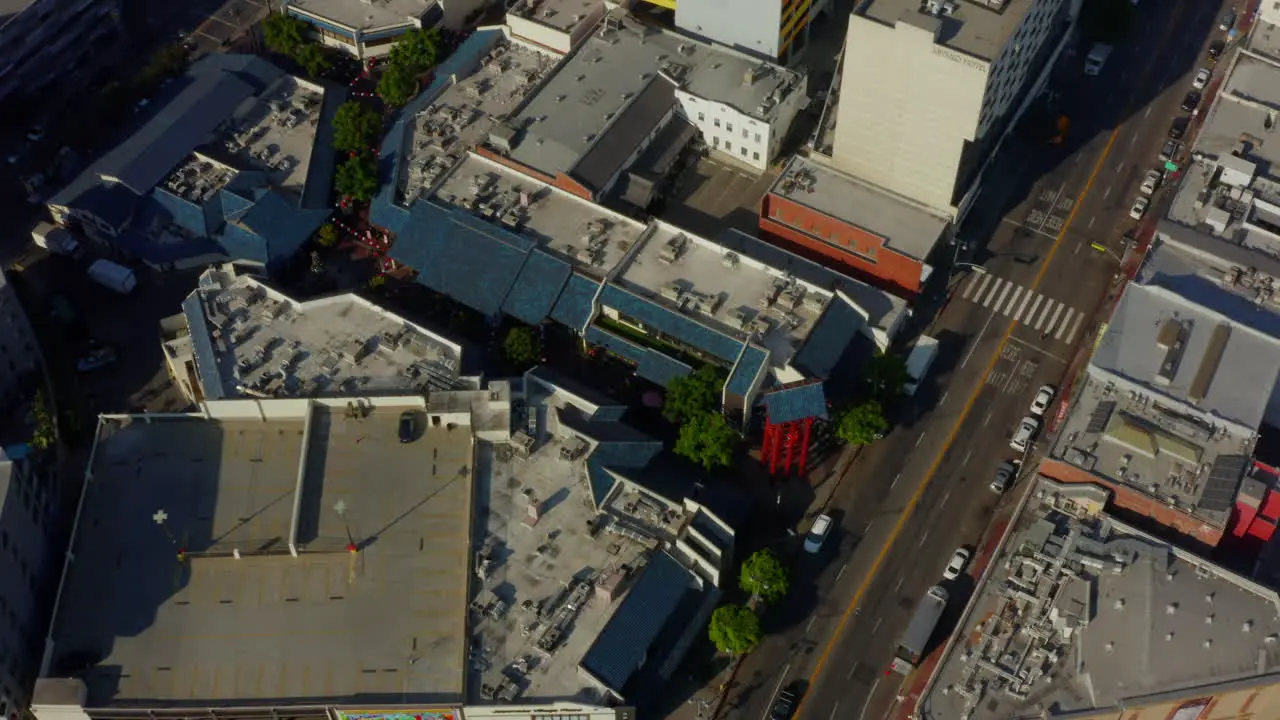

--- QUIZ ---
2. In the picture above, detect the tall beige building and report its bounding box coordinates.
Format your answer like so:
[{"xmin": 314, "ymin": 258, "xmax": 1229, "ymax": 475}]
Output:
[{"xmin": 828, "ymin": 0, "xmax": 1074, "ymax": 219}]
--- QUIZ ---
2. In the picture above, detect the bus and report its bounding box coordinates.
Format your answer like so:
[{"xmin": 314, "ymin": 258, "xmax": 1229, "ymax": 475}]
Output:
[{"xmin": 889, "ymin": 585, "xmax": 949, "ymax": 675}]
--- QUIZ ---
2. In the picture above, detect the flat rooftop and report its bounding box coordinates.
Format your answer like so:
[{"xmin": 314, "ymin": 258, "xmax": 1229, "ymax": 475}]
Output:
[
  {"xmin": 49, "ymin": 401, "xmax": 474, "ymax": 706},
  {"xmin": 287, "ymin": 0, "xmax": 437, "ymax": 30},
  {"xmin": 0, "ymin": 0, "xmax": 36, "ymax": 28},
  {"xmin": 770, "ymin": 156, "xmax": 950, "ymax": 261},
  {"xmin": 432, "ymin": 153, "xmax": 647, "ymax": 277},
  {"xmin": 922, "ymin": 489, "xmax": 1280, "ymax": 719},
  {"xmin": 398, "ymin": 39, "xmax": 556, "ymax": 207},
  {"xmin": 861, "ymin": 0, "xmax": 1032, "ymax": 61},
  {"xmin": 183, "ymin": 266, "xmax": 463, "ymax": 399},
  {"xmin": 505, "ymin": 10, "xmax": 804, "ymax": 177},
  {"xmin": 507, "ymin": 0, "xmax": 600, "ymax": 32},
  {"xmin": 1250, "ymin": 19, "xmax": 1280, "ymax": 63}
]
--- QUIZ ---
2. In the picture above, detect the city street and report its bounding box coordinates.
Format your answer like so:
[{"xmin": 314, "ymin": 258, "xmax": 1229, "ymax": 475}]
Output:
[{"xmin": 716, "ymin": 0, "xmax": 1232, "ymax": 718}]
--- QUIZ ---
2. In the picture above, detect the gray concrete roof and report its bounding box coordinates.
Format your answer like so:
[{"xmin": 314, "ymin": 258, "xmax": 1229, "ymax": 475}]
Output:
[
  {"xmin": 861, "ymin": 0, "xmax": 1032, "ymax": 61},
  {"xmin": 286, "ymin": 0, "xmax": 437, "ymax": 31},
  {"xmin": 50, "ymin": 403, "xmax": 473, "ymax": 706},
  {"xmin": 770, "ymin": 156, "xmax": 950, "ymax": 261},
  {"xmin": 0, "ymin": 0, "xmax": 37, "ymax": 28},
  {"xmin": 507, "ymin": 0, "xmax": 600, "ymax": 31},
  {"xmin": 922, "ymin": 494, "xmax": 1280, "ymax": 719},
  {"xmin": 506, "ymin": 11, "xmax": 804, "ymax": 176}
]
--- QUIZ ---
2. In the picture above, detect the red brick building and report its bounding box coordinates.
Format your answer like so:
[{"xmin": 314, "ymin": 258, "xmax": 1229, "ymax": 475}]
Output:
[{"xmin": 759, "ymin": 157, "xmax": 950, "ymax": 299}]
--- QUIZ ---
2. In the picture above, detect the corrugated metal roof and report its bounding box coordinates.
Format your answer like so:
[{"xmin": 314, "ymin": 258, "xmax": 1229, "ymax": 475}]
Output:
[
  {"xmin": 762, "ymin": 383, "xmax": 829, "ymax": 424},
  {"xmin": 569, "ymin": 76, "xmax": 677, "ymax": 198}
]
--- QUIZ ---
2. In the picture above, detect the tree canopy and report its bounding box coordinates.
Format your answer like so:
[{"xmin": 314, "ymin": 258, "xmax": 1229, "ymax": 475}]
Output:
[
  {"xmin": 675, "ymin": 411, "xmax": 736, "ymax": 471},
  {"xmin": 864, "ymin": 351, "xmax": 910, "ymax": 401},
  {"xmin": 503, "ymin": 326, "xmax": 541, "ymax": 368},
  {"xmin": 740, "ymin": 549, "xmax": 789, "ymax": 604},
  {"xmin": 315, "ymin": 223, "xmax": 339, "ymax": 247},
  {"xmin": 335, "ymin": 153, "xmax": 378, "ymax": 203},
  {"xmin": 263, "ymin": 12, "xmax": 308, "ymax": 57},
  {"xmin": 30, "ymin": 390, "xmax": 55, "ymax": 451},
  {"xmin": 332, "ymin": 101, "xmax": 382, "ymax": 154},
  {"xmin": 834, "ymin": 400, "xmax": 889, "ymax": 446},
  {"xmin": 293, "ymin": 43, "xmax": 331, "ymax": 79},
  {"xmin": 708, "ymin": 604, "xmax": 761, "ymax": 656},
  {"xmin": 388, "ymin": 28, "xmax": 442, "ymax": 73},
  {"xmin": 377, "ymin": 64, "xmax": 418, "ymax": 107},
  {"xmin": 663, "ymin": 365, "xmax": 723, "ymax": 423}
]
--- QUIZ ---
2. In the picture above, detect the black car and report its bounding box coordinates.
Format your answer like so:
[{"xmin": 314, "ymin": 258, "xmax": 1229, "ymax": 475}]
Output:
[
  {"xmin": 1168, "ymin": 116, "xmax": 1189, "ymax": 140},
  {"xmin": 991, "ymin": 461, "xmax": 1017, "ymax": 494},
  {"xmin": 769, "ymin": 690, "xmax": 797, "ymax": 720},
  {"xmin": 398, "ymin": 410, "xmax": 418, "ymax": 443},
  {"xmin": 1181, "ymin": 91, "xmax": 1202, "ymax": 112},
  {"xmin": 1209, "ymin": 39, "xmax": 1225, "ymax": 61}
]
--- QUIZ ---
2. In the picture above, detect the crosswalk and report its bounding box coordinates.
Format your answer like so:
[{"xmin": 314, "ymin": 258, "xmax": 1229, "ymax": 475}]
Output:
[{"xmin": 959, "ymin": 273, "xmax": 1086, "ymax": 345}]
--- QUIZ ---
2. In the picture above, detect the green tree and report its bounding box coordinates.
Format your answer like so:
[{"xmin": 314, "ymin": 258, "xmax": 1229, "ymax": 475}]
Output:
[
  {"xmin": 864, "ymin": 350, "xmax": 910, "ymax": 401},
  {"xmin": 675, "ymin": 411, "xmax": 736, "ymax": 471},
  {"xmin": 388, "ymin": 28, "xmax": 441, "ymax": 73},
  {"xmin": 740, "ymin": 549, "xmax": 789, "ymax": 604},
  {"xmin": 663, "ymin": 365, "xmax": 723, "ymax": 423},
  {"xmin": 138, "ymin": 42, "xmax": 190, "ymax": 89},
  {"xmin": 377, "ymin": 64, "xmax": 419, "ymax": 107},
  {"xmin": 332, "ymin": 100, "xmax": 382, "ymax": 154},
  {"xmin": 1079, "ymin": 0, "xmax": 1135, "ymax": 44},
  {"xmin": 30, "ymin": 390, "xmax": 55, "ymax": 451},
  {"xmin": 708, "ymin": 604, "xmax": 761, "ymax": 656},
  {"xmin": 263, "ymin": 12, "xmax": 308, "ymax": 57},
  {"xmin": 834, "ymin": 400, "xmax": 889, "ymax": 446},
  {"xmin": 334, "ymin": 153, "xmax": 378, "ymax": 203},
  {"xmin": 503, "ymin": 326, "xmax": 541, "ymax": 368},
  {"xmin": 294, "ymin": 43, "xmax": 331, "ymax": 79},
  {"xmin": 315, "ymin": 223, "xmax": 339, "ymax": 247}
]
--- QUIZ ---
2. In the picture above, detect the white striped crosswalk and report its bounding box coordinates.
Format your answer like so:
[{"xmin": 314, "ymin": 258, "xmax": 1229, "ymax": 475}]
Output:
[{"xmin": 960, "ymin": 273, "xmax": 1087, "ymax": 345}]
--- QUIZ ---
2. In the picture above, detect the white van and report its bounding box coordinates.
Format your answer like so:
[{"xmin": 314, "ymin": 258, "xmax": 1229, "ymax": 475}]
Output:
[{"xmin": 804, "ymin": 514, "xmax": 833, "ymax": 553}]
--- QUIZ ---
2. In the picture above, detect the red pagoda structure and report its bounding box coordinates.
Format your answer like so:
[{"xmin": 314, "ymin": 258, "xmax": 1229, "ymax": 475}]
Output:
[{"xmin": 760, "ymin": 381, "xmax": 829, "ymax": 476}]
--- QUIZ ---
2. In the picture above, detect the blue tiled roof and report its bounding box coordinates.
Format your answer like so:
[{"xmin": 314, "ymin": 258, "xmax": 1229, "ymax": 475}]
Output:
[
  {"xmin": 73, "ymin": 184, "xmax": 139, "ymax": 230},
  {"xmin": 580, "ymin": 552, "xmax": 703, "ymax": 693},
  {"xmin": 586, "ymin": 325, "xmax": 648, "ymax": 365},
  {"xmin": 219, "ymin": 187, "xmax": 255, "ymax": 222},
  {"xmin": 502, "ymin": 249, "xmax": 572, "ymax": 325},
  {"xmin": 241, "ymin": 191, "xmax": 331, "ymax": 270},
  {"xmin": 637, "ymin": 351, "xmax": 692, "ymax": 386},
  {"xmin": 762, "ymin": 383, "xmax": 829, "ymax": 424},
  {"xmin": 114, "ymin": 197, "xmax": 224, "ymax": 264},
  {"xmin": 793, "ymin": 298, "xmax": 867, "ymax": 379},
  {"xmin": 152, "ymin": 188, "xmax": 214, "ymax": 238},
  {"xmin": 599, "ymin": 285, "xmax": 744, "ymax": 362},
  {"xmin": 220, "ymin": 223, "xmax": 269, "ymax": 265},
  {"xmin": 726, "ymin": 346, "xmax": 768, "ymax": 399},
  {"xmin": 550, "ymin": 273, "xmax": 602, "ymax": 330}
]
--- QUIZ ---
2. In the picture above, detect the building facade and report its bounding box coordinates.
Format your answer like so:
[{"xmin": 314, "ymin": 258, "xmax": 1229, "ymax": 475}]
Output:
[
  {"xmin": 663, "ymin": 0, "xmax": 831, "ymax": 63},
  {"xmin": 829, "ymin": 0, "xmax": 1072, "ymax": 218},
  {"xmin": 0, "ymin": 0, "xmax": 123, "ymax": 111},
  {"xmin": 283, "ymin": 0, "xmax": 448, "ymax": 59},
  {"xmin": 0, "ymin": 448, "xmax": 54, "ymax": 718},
  {"xmin": 0, "ymin": 273, "xmax": 39, "ymax": 414}
]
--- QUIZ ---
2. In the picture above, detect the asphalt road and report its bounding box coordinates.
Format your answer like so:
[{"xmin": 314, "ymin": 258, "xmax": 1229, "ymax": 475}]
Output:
[{"xmin": 718, "ymin": 1, "xmax": 1233, "ymax": 719}]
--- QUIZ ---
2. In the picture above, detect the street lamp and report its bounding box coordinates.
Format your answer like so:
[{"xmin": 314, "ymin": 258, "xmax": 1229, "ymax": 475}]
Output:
[
  {"xmin": 333, "ymin": 500, "xmax": 358, "ymax": 553},
  {"xmin": 153, "ymin": 509, "xmax": 186, "ymax": 562},
  {"xmin": 1089, "ymin": 242, "xmax": 1123, "ymax": 263}
]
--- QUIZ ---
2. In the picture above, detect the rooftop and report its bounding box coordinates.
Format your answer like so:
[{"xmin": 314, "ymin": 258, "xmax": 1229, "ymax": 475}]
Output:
[
  {"xmin": 178, "ymin": 265, "xmax": 464, "ymax": 400},
  {"xmin": 502, "ymin": 10, "xmax": 804, "ymax": 177},
  {"xmin": 861, "ymin": 0, "xmax": 1032, "ymax": 62},
  {"xmin": 1250, "ymin": 19, "xmax": 1280, "ymax": 63},
  {"xmin": 506, "ymin": 0, "xmax": 601, "ymax": 32},
  {"xmin": 285, "ymin": 0, "xmax": 439, "ymax": 31},
  {"xmin": 922, "ymin": 484, "xmax": 1280, "ymax": 719},
  {"xmin": 770, "ymin": 156, "xmax": 951, "ymax": 261},
  {"xmin": 48, "ymin": 399, "xmax": 474, "ymax": 706},
  {"xmin": 396, "ymin": 39, "xmax": 557, "ymax": 207}
]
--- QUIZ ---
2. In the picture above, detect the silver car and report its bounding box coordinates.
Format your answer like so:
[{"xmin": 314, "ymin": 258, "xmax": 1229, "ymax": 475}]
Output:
[{"xmin": 1010, "ymin": 416, "xmax": 1040, "ymax": 453}]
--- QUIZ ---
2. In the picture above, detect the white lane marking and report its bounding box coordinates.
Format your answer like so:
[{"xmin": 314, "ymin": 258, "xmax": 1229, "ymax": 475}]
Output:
[
  {"xmin": 1129, "ymin": 133, "xmax": 1138, "ymax": 146},
  {"xmin": 1023, "ymin": 295, "xmax": 1044, "ymax": 327},
  {"xmin": 980, "ymin": 277, "xmax": 1005, "ymax": 307},
  {"xmin": 940, "ymin": 390, "xmax": 949, "ymax": 405},
  {"xmin": 961, "ymin": 449, "xmax": 972, "ymax": 467},
  {"xmin": 972, "ymin": 273, "xmax": 994, "ymax": 303},
  {"xmin": 1055, "ymin": 308, "xmax": 1076, "ymax": 340},
  {"xmin": 1065, "ymin": 312, "xmax": 1085, "ymax": 344},
  {"xmin": 1145, "ymin": 105, "xmax": 1152, "ymax": 118},
  {"xmin": 1103, "ymin": 184, "xmax": 1112, "ymax": 200},
  {"xmin": 1033, "ymin": 299, "xmax": 1058, "ymax": 331},
  {"xmin": 962, "ymin": 311, "xmax": 995, "ymax": 369},
  {"xmin": 807, "ymin": 617, "xmax": 816, "ymax": 634},
  {"xmin": 1001, "ymin": 286, "xmax": 1023, "ymax": 316},
  {"xmin": 940, "ymin": 490, "xmax": 950, "ymax": 508},
  {"xmin": 890, "ymin": 472, "xmax": 901, "ymax": 489},
  {"xmin": 918, "ymin": 529, "xmax": 930, "ymax": 546},
  {"xmin": 1045, "ymin": 303, "xmax": 1066, "ymax": 336},
  {"xmin": 894, "ymin": 577, "xmax": 904, "ymax": 592},
  {"xmin": 837, "ymin": 563, "xmax": 848, "ymax": 581},
  {"xmin": 962, "ymin": 272, "xmax": 984, "ymax": 300},
  {"xmin": 1013, "ymin": 290, "xmax": 1033, "ymax": 322},
  {"xmin": 857, "ymin": 679, "xmax": 881, "ymax": 720},
  {"xmin": 1087, "ymin": 215, "xmax": 1096, "ymax": 229},
  {"xmin": 872, "ymin": 617, "xmax": 882, "ymax": 634},
  {"xmin": 1074, "ymin": 241, "xmax": 1082, "ymax": 255},
  {"xmin": 983, "ymin": 410, "xmax": 993, "ymax": 426},
  {"xmin": 761, "ymin": 665, "xmax": 791, "ymax": 720},
  {"xmin": 992, "ymin": 281, "xmax": 1012, "ymax": 313},
  {"xmin": 915, "ymin": 433, "xmax": 925, "ymax": 448},
  {"xmin": 829, "ymin": 703, "xmax": 841, "ymax": 720}
]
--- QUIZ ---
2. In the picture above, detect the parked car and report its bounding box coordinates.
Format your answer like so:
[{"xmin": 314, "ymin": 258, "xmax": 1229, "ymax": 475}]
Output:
[
  {"xmin": 1181, "ymin": 91, "xmax": 1202, "ymax": 112},
  {"xmin": 991, "ymin": 460, "xmax": 1017, "ymax": 494},
  {"xmin": 943, "ymin": 548, "xmax": 972, "ymax": 581},
  {"xmin": 1220, "ymin": 10, "xmax": 1236, "ymax": 31},
  {"xmin": 804, "ymin": 513, "xmax": 833, "ymax": 553},
  {"xmin": 1193, "ymin": 68, "xmax": 1212, "ymax": 89},
  {"xmin": 769, "ymin": 690, "xmax": 797, "ymax": 720},
  {"xmin": 1160, "ymin": 139, "xmax": 1180, "ymax": 162},
  {"xmin": 25, "ymin": 125, "xmax": 44, "ymax": 142},
  {"xmin": 1140, "ymin": 169, "xmax": 1163, "ymax": 196},
  {"xmin": 1010, "ymin": 416, "xmax": 1040, "ymax": 453},
  {"xmin": 77, "ymin": 345, "xmax": 118, "ymax": 372},
  {"xmin": 1129, "ymin": 196, "xmax": 1150, "ymax": 220},
  {"xmin": 1168, "ymin": 117, "xmax": 1189, "ymax": 140},
  {"xmin": 1029, "ymin": 384, "xmax": 1057, "ymax": 416},
  {"xmin": 398, "ymin": 410, "xmax": 418, "ymax": 443},
  {"xmin": 1209, "ymin": 39, "xmax": 1226, "ymax": 61}
]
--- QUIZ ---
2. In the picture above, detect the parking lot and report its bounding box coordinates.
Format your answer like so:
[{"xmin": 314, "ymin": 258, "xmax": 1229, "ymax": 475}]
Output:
[{"xmin": 660, "ymin": 155, "xmax": 778, "ymax": 240}]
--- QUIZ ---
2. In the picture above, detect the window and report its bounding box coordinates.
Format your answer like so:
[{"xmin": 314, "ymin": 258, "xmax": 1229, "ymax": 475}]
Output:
[
  {"xmin": 754, "ymin": 152, "xmax": 761, "ymax": 161},
  {"xmin": 742, "ymin": 128, "xmax": 749, "ymax": 139},
  {"xmin": 713, "ymin": 136, "xmax": 720, "ymax": 147},
  {"xmin": 714, "ymin": 118, "xmax": 721, "ymax": 128},
  {"xmin": 727, "ymin": 123, "xmax": 733, "ymax": 132},
  {"xmin": 726, "ymin": 141, "xmax": 732, "ymax": 151},
  {"xmin": 741, "ymin": 146, "xmax": 748, "ymax": 157},
  {"xmin": 698, "ymin": 112, "xmax": 705, "ymax": 121}
]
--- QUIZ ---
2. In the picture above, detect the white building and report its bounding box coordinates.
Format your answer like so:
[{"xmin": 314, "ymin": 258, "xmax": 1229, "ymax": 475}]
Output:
[
  {"xmin": 283, "ymin": 0, "xmax": 459, "ymax": 59},
  {"xmin": 666, "ymin": 0, "xmax": 833, "ymax": 62},
  {"xmin": 828, "ymin": 0, "xmax": 1074, "ymax": 219}
]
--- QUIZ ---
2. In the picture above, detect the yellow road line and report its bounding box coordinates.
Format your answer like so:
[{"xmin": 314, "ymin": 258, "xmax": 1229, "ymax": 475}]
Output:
[{"xmin": 793, "ymin": 127, "xmax": 1120, "ymax": 718}]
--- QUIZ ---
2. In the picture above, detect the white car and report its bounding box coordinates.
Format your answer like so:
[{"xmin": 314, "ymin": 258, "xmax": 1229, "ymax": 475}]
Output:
[
  {"xmin": 804, "ymin": 513, "xmax": 833, "ymax": 554},
  {"xmin": 1193, "ymin": 68, "xmax": 1212, "ymax": 90},
  {"xmin": 1140, "ymin": 169, "xmax": 1162, "ymax": 196},
  {"xmin": 1010, "ymin": 415, "xmax": 1040, "ymax": 453},
  {"xmin": 1029, "ymin": 384, "xmax": 1057, "ymax": 416},
  {"xmin": 1129, "ymin": 196, "xmax": 1150, "ymax": 220},
  {"xmin": 943, "ymin": 548, "xmax": 972, "ymax": 580}
]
